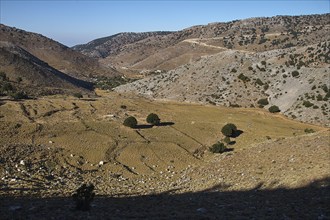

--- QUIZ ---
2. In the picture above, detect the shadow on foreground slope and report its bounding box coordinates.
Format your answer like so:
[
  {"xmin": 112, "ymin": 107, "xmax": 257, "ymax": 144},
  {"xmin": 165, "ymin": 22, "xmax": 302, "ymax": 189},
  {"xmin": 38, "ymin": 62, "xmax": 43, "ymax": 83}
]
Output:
[{"xmin": 1, "ymin": 177, "xmax": 329, "ymax": 219}]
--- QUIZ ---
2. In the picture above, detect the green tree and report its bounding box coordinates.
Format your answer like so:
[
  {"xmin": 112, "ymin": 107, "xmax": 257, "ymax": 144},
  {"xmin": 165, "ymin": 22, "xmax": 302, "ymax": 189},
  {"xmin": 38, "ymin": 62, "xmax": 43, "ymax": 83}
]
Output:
[
  {"xmin": 146, "ymin": 113, "xmax": 160, "ymax": 125},
  {"xmin": 209, "ymin": 142, "xmax": 227, "ymax": 153},
  {"xmin": 221, "ymin": 123, "xmax": 238, "ymax": 137},
  {"xmin": 268, "ymin": 105, "xmax": 280, "ymax": 113},
  {"xmin": 123, "ymin": 116, "xmax": 138, "ymax": 128},
  {"xmin": 257, "ymin": 98, "xmax": 269, "ymax": 106}
]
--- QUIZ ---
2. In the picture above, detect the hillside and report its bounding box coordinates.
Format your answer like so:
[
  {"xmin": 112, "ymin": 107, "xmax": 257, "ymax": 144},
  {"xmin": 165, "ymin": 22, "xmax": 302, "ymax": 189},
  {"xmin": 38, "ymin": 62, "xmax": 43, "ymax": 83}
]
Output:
[
  {"xmin": 74, "ymin": 14, "xmax": 330, "ymax": 75},
  {"xmin": 0, "ymin": 24, "xmax": 118, "ymax": 79},
  {"xmin": 0, "ymin": 42, "xmax": 93, "ymax": 97},
  {"xmin": 0, "ymin": 91, "xmax": 328, "ymax": 219},
  {"xmin": 115, "ymin": 41, "xmax": 330, "ymax": 126}
]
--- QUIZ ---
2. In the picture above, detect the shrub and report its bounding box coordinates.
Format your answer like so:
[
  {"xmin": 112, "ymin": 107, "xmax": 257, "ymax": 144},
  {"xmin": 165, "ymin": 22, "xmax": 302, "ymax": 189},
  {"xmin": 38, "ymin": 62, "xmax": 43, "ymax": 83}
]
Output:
[
  {"xmin": 255, "ymin": 78, "xmax": 264, "ymax": 86},
  {"xmin": 263, "ymin": 84, "xmax": 269, "ymax": 90},
  {"xmin": 261, "ymin": 60, "xmax": 267, "ymax": 66},
  {"xmin": 257, "ymin": 98, "xmax": 269, "ymax": 106},
  {"xmin": 268, "ymin": 105, "xmax": 280, "ymax": 113},
  {"xmin": 123, "ymin": 116, "xmax": 138, "ymax": 128},
  {"xmin": 248, "ymin": 66, "xmax": 253, "ymax": 71},
  {"xmin": 0, "ymin": 72, "xmax": 8, "ymax": 81},
  {"xmin": 238, "ymin": 73, "xmax": 250, "ymax": 82},
  {"xmin": 1, "ymin": 82, "xmax": 14, "ymax": 92},
  {"xmin": 11, "ymin": 91, "xmax": 28, "ymax": 100},
  {"xmin": 231, "ymin": 68, "xmax": 237, "ymax": 73},
  {"xmin": 291, "ymin": 71, "xmax": 299, "ymax": 77},
  {"xmin": 221, "ymin": 123, "xmax": 237, "ymax": 137},
  {"xmin": 72, "ymin": 183, "xmax": 95, "ymax": 211},
  {"xmin": 73, "ymin": 92, "xmax": 83, "ymax": 98},
  {"xmin": 304, "ymin": 128, "xmax": 315, "ymax": 133},
  {"xmin": 146, "ymin": 113, "xmax": 160, "ymax": 125},
  {"xmin": 223, "ymin": 136, "xmax": 231, "ymax": 144},
  {"xmin": 303, "ymin": 100, "xmax": 313, "ymax": 108},
  {"xmin": 209, "ymin": 142, "xmax": 227, "ymax": 154}
]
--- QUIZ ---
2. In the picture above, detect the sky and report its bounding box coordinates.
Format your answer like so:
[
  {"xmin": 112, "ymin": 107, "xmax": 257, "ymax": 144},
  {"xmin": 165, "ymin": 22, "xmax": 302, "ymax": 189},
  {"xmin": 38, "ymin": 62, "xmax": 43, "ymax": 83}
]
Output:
[{"xmin": 0, "ymin": 0, "xmax": 329, "ymax": 46}]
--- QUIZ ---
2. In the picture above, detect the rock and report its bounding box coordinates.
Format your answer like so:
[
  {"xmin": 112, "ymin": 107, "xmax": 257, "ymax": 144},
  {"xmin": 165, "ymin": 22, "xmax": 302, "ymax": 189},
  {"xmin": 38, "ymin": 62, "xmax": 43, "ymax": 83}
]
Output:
[
  {"xmin": 196, "ymin": 207, "xmax": 207, "ymax": 213},
  {"xmin": 49, "ymin": 141, "xmax": 53, "ymax": 144},
  {"xmin": 20, "ymin": 160, "xmax": 25, "ymax": 165},
  {"xmin": 99, "ymin": 161, "xmax": 104, "ymax": 166}
]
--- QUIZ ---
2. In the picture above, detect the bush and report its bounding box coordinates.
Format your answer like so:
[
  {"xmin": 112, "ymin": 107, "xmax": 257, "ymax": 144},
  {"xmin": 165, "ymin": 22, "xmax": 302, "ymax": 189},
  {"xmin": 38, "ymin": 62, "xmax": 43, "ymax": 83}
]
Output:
[
  {"xmin": 72, "ymin": 183, "xmax": 95, "ymax": 211},
  {"xmin": 238, "ymin": 73, "xmax": 250, "ymax": 82},
  {"xmin": 291, "ymin": 71, "xmax": 299, "ymax": 77},
  {"xmin": 221, "ymin": 123, "xmax": 237, "ymax": 137},
  {"xmin": 0, "ymin": 72, "xmax": 8, "ymax": 81},
  {"xmin": 11, "ymin": 91, "xmax": 28, "ymax": 100},
  {"xmin": 146, "ymin": 113, "xmax": 160, "ymax": 125},
  {"xmin": 223, "ymin": 136, "xmax": 231, "ymax": 144},
  {"xmin": 73, "ymin": 92, "xmax": 83, "ymax": 98},
  {"xmin": 304, "ymin": 128, "xmax": 315, "ymax": 133},
  {"xmin": 209, "ymin": 142, "xmax": 227, "ymax": 154},
  {"xmin": 268, "ymin": 105, "xmax": 280, "ymax": 113},
  {"xmin": 257, "ymin": 98, "xmax": 269, "ymax": 106},
  {"xmin": 255, "ymin": 78, "xmax": 264, "ymax": 86},
  {"xmin": 123, "ymin": 116, "xmax": 138, "ymax": 128},
  {"xmin": 303, "ymin": 100, "xmax": 313, "ymax": 108},
  {"xmin": 231, "ymin": 68, "xmax": 237, "ymax": 73}
]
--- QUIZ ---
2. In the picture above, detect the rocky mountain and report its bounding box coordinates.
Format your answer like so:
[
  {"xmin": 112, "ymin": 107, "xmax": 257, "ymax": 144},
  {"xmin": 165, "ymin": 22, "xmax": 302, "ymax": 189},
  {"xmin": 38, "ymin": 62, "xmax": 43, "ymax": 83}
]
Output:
[
  {"xmin": 0, "ymin": 24, "xmax": 118, "ymax": 79},
  {"xmin": 74, "ymin": 14, "xmax": 330, "ymax": 75},
  {"xmin": 114, "ymin": 14, "xmax": 330, "ymax": 126}
]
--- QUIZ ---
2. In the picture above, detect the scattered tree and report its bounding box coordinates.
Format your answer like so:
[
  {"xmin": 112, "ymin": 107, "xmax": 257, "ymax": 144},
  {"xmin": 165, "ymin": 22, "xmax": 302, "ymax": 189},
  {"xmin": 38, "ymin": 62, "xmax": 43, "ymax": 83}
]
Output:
[
  {"xmin": 123, "ymin": 116, "xmax": 138, "ymax": 128},
  {"xmin": 221, "ymin": 123, "xmax": 238, "ymax": 137},
  {"xmin": 257, "ymin": 98, "xmax": 269, "ymax": 106},
  {"xmin": 146, "ymin": 113, "xmax": 160, "ymax": 125},
  {"xmin": 268, "ymin": 105, "xmax": 280, "ymax": 113}
]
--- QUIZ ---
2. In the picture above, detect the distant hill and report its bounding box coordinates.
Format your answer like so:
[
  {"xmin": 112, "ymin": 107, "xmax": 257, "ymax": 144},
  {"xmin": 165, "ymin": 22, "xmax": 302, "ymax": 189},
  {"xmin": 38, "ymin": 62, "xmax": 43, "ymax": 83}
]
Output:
[
  {"xmin": 73, "ymin": 14, "xmax": 330, "ymax": 75},
  {"xmin": 72, "ymin": 31, "xmax": 173, "ymax": 58},
  {"xmin": 0, "ymin": 24, "xmax": 118, "ymax": 79},
  {"xmin": 0, "ymin": 41, "xmax": 93, "ymax": 97}
]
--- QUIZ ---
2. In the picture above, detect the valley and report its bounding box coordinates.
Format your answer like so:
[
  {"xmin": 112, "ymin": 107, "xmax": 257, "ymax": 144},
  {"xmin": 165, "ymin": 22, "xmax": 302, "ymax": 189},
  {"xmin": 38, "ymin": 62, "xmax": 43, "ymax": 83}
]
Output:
[{"xmin": 0, "ymin": 12, "xmax": 329, "ymax": 219}]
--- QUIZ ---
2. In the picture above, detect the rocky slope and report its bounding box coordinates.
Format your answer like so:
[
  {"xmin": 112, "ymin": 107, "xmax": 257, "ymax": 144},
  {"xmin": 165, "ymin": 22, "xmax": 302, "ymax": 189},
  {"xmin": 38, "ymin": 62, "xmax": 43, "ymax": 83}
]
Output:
[{"xmin": 115, "ymin": 41, "xmax": 330, "ymax": 126}]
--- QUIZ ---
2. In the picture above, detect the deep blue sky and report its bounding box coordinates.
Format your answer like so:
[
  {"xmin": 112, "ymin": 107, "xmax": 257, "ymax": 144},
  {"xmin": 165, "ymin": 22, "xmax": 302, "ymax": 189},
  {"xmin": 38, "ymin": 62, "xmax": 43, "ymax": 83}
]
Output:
[{"xmin": 1, "ymin": 1, "xmax": 329, "ymax": 46}]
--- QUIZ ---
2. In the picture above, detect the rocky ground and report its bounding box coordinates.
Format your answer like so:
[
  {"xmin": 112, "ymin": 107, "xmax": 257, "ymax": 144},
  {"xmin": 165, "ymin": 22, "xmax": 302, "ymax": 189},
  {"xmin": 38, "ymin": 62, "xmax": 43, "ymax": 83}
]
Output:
[{"xmin": 1, "ymin": 131, "xmax": 329, "ymax": 219}]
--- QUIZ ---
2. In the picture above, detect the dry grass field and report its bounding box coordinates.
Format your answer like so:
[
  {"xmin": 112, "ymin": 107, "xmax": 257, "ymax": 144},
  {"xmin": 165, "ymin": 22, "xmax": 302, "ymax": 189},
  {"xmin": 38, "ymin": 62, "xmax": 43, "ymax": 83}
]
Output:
[{"xmin": 0, "ymin": 91, "xmax": 329, "ymax": 219}]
